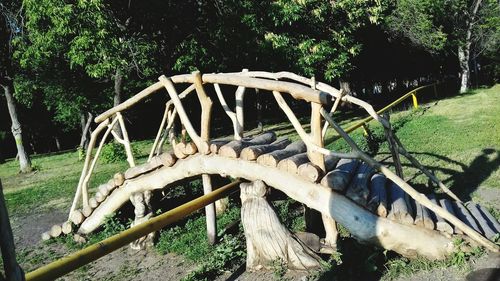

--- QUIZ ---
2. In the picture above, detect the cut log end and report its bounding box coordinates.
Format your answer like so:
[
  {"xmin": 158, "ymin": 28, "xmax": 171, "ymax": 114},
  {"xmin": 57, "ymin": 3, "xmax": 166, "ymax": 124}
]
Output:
[
  {"xmin": 70, "ymin": 210, "xmax": 84, "ymax": 225},
  {"xmin": 50, "ymin": 224, "xmax": 62, "ymax": 238},
  {"xmin": 113, "ymin": 173, "xmax": 125, "ymax": 186},
  {"xmin": 62, "ymin": 221, "xmax": 73, "ymax": 234}
]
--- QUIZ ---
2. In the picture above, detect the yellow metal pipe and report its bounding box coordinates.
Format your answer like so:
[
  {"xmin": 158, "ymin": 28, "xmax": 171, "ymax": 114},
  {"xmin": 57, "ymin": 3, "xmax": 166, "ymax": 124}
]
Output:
[
  {"xmin": 326, "ymin": 83, "xmax": 435, "ymax": 143},
  {"xmin": 25, "ymin": 180, "xmax": 242, "ymax": 281}
]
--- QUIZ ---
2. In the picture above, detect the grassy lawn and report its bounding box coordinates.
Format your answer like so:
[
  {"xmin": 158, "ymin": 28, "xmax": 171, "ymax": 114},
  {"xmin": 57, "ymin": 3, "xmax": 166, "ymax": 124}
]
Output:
[{"xmin": 0, "ymin": 84, "xmax": 498, "ymax": 280}]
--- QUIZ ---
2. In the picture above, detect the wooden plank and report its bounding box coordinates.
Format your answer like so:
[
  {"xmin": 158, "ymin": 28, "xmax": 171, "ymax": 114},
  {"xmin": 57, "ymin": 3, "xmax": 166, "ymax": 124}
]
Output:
[
  {"xmin": 240, "ymin": 137, "xmax": 291, "ymax": 161},
  {"xmin": 388, "ymin": 182, "xmax": 414, "ymax": 225},
  {"xmin": 256, "ymin": 141, "xmax": 306, "ymax": 167},
  {"xmin": 277, "ymin": 153, "xmax": 309, "ymax": 174},
  {"xmin": 345, "ymin": 163, "xmax": 374, "ymax": 206},
  {"xmin": 439, "ymin": 199, "xmax": 461, "ymax": 234},
  {"xmin": 219, "ymin": 132, "xmax": 277, "ymax": 158},
  {"xmin": 427, "ymin": 194, "xmax": 453, "ymax": 235},
  {"xmin": 367, "ymin": 173, "xmax": 388, "ymax": 217},
  {"xmin": 465, "ymin": 202, "xmax": 498, "ymax": 239},
  {"xmin": 320, "ymin": 158, "xmax": 359, "ymax": 192}
]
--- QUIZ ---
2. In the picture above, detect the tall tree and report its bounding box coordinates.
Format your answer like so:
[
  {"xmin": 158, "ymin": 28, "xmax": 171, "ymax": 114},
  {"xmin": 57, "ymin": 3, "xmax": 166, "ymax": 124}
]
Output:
[
  {"xmin": 0, "ymin": 2, "xmax": 32, "ymax": 173},
  {"xmin": 385, "ymin": 0, "xmax": 500, "ymax": 92}
]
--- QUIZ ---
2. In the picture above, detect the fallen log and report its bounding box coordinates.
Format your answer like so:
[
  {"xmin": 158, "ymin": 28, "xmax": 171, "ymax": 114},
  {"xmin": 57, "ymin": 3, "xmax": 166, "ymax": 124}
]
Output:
[
  {"xmin": 367, "ymin": 173, "xmax": 388, "ymax": 217},
  {"xmin": 240, "ymin": 137, "xmax": 290, "ymax": 161},
  {"xmin": 257, "ymin": 141, "xmax": 306, "ymax": 167},
  {"xmin": 82, "ymin": 205, "xmax": 93, "ymax": 218},
  {"xmin": 50, "ymin": 225, "xmax": 62, "ymax": 238},
  {"xmin": 89, "ymin": 198, "xmax": 99, "ymax": 209},
  {"xmin": 465, "ymin": 202, "xmax": 498, "ymax": 240},
  {"xmin": 320, "ymin": 158, "xmax": 359, "ymax": 192},
  {"xmin": 427, "ymin": 194, "xmax": 453, "ymax": 235},
  {"xmin": 277, "ymin": 153, "xmax": 309, "ymax": 174},
  {"xmin": 219, "ymin": 131, "xmax": 276, "ymax": 158},
  {"xmin": 388, "ymin": 182, "xmax": 414, "ymax": 225},
  {"xmin": 345, "ymin": 162, "xmax": 374, "ymax": 206},
  {"xmin": 298, "ymin": 155, "xmax": 340, "ymax": 182},
  {"xmin": 95, "ymin": 191, "xmax": 106, "ymax": 203}
]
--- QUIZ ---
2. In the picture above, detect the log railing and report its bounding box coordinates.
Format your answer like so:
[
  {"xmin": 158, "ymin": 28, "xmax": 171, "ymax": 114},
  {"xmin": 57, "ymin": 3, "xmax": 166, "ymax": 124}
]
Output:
[{"xmin": 68, "ymin": 71, "xmax": 498, "ymax": 255}]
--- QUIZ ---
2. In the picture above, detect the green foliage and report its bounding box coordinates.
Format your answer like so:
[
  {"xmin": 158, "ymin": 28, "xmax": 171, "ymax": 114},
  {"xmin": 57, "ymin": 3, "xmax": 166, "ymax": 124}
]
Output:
[
  {"xmin": 100, "ymin": 142, "xmax": 137, "ymax": 164},
  {"xmin": 271, "ymin": 258, "xmax": 289, "ymax": 281}
]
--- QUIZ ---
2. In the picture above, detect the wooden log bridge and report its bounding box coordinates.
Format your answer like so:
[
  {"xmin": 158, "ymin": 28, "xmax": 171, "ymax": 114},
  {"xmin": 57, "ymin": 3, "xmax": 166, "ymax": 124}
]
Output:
[{"xmin": 44, "ymin": 70, "xmax": 499, "ymax": 277}]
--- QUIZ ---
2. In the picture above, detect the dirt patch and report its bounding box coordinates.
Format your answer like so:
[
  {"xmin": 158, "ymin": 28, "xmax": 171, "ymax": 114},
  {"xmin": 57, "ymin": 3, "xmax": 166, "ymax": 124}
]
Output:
[{"xmin": 11, "ymin": 209, "xmax": 66, "ymax": 249}]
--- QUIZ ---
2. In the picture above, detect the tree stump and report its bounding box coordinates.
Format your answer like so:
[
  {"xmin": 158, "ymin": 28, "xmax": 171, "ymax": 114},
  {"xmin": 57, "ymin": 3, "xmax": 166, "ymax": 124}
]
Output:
[
  {"xmin": 240, "ymin": 180, "xmax": 321, "ymax": 271},
  {"xmin": 129, "ymin": 191, "xmax": 155, "ymax": 250}
]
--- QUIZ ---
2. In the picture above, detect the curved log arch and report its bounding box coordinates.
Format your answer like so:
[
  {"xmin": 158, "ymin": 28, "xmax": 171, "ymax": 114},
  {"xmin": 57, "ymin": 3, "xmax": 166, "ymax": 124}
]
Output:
[{"xmin": 79, "ymin": 154, "xmax": 455, "ymax": 260}]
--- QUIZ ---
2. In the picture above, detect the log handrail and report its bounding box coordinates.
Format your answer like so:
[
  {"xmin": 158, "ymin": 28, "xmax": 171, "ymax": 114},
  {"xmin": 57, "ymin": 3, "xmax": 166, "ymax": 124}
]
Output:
[{"xmin": 326, "ymin": 83, "xmax": 438, "ymax": 142}]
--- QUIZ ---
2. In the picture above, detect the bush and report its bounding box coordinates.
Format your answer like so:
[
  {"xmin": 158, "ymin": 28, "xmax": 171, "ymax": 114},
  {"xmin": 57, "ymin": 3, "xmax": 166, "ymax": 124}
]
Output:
[{"xmin": 100, "ymin": 142, "xmax": 129, "ymax": 164}]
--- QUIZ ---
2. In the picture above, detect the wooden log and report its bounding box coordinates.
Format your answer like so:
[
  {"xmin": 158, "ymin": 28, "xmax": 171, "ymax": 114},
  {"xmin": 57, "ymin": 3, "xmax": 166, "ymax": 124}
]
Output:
[
  {"xmin": 476, "ymin": 203, "xmax": 500, "ymax": 233},
  {"xmin": 240, "ymin": 180, "xmax": 322, "ymax": 270},
  {"xmin": 95, "ymin": 191, "xmax": 106, "ymax": 203},
  {"xmin": 50, "ymin": 224, "xmax": 62, "ymax": 238},
  {"xmin": 219, "ymin": 131, "xmax": 277, "ymax": 158},
  {"xmin": 125, "ymin": 152, "xmax": 177, "ymax": 179},
  {"xmin": 320, "ymin": 158, "xmax": 359, "ymax": 192},
  {"xmin": 439, "ymin": 199, "xmax": 462, "ymax": 234},
  {"xmin": 98, "ymin": 183, "xmax": 111, "ymax": 197},
  {"xmin": 453, "ymin": 202, "xmax": 481, "ymax": 234},
  {"xmin": 210, "ymin": 140, "xmax": 230, "ymax": 154},
  {"xmin": 89, "ymin": 198, "xmax": 98, "ymax": 209},
  {"xmin": 388, "ymin": 182, "xmax": 414, "ymax": 225},
  {"xmin": 412, "ymin": 197, "xmax": 435, "ymax": 230},
  {"xmin": 367, "ymin": 173, "xmax": 388, "ymax": 217},
  {"xmin": 256, "ymin": 141, "xmax": 306, "ymax": 167},
  {"xmin": 277, "ymin": 153, "xmax": 309, "ymax": 174},
  {"xmin": 113, "ymin": 173, "xmax": 125, "ymax": 186},
  {"xmin": 427, "ymin": 194, "xmax": 453, "ymax": 235},
  {"xmin": 298, "ymin": 154, "xmax": 339, "ymax": 182},
  {"xmin": 82, "ymin": 205, "xmax": 93, "ymax": 218},
  {"xmin": 465, "ymin": 202, "xmax": 498, "ymax": 240},
  {"xmin": 182, "ymin": 142, "xmax": 198, "ymax": 155},
  {"xmin": 173, "ymin": 142, "xmax": 188, "ymax": 159},
  {"xmin": 62, "ymin": 221, "xmax": 73, "ymax": 235},
  {"xmin": 73, "ymin": 234, "xmax": 86, "ymax": 244},
  {"xmin": 240, "ymin": 137, "xmax": 290, "ymax": 161},
  {"xmin": 345, "ymin": 162, "xmax": 374, "ymax": 206},
  {"xmin": 41, "ymin": 231, "xmax": 51, "ymax": 241},
  {"xmin": 70, "ymin": 209, "xmax": 84, "ymax": 225}
]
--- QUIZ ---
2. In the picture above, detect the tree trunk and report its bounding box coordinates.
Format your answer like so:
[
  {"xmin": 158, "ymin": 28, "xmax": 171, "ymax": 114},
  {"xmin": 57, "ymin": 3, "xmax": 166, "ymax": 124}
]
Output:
[
  {"xmin": 79, "ymin": 112, "xmax": 93, "ymax": 149},
  {"xmin": 113, "ymin": 69, "xmax": 123, "ymax": 138},
  {"xmin": 2, "ymin": 80, "xmax": 31, "ymax": 173},
  {"xmin": 459, "ymin": 0, "xmax": 483, "ymax": 93},
  {"xmin": 458, "ymin": 46, "xmax": 470, "ymax": 93}
]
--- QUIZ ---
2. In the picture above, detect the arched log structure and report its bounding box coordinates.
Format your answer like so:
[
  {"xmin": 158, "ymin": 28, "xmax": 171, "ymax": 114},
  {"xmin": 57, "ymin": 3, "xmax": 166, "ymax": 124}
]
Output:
[{"xmin": 52, "ymin": 70, "xmax": 499, "ymax": 268}]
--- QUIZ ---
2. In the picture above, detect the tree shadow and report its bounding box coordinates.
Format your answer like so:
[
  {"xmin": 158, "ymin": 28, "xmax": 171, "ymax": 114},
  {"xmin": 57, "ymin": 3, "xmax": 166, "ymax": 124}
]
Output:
[{"xmin": 377, "ymin": 149, "xmax": 500, "ymax": 201}]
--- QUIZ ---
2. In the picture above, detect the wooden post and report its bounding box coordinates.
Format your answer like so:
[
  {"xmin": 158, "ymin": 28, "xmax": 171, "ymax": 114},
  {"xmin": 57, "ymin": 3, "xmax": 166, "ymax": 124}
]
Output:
[
  {"xmin": 309, "ymin": 78, "xmax": 337, "ymax": 252},
  {"xmin": 235, "ymin": 69, "xmax": 248, "ymax": 136},
  {"xmin": 0, "ymin": 180, "xmax": 25, "ymax": 281},
  {"xmin": 382, "ymin": 113, "xmax": 404, "ymax": 178},
  {"xmin": 193, "ymin": 71, "xmax": 217, "ymax": 245}
]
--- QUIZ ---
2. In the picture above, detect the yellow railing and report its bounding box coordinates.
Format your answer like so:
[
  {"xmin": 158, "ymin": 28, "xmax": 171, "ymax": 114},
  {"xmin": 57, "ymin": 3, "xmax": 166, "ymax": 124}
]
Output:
[
  {"xmin": 328, "ymin": 83, "xmax": 438, "ymax": 142},
  {"xmin": 25, "ymin": 180, "xmax": 241, "ymax": 281}
]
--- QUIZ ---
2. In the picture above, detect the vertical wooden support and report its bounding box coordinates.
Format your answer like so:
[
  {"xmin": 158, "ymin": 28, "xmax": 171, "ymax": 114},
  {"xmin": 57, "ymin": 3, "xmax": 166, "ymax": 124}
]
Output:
[
  {"xmin": 411, "ymin": 93, "xmax": 418, "ymax": 109},
  {"xmin": 235, "ymin": 69, "xmax": 248, "ymax": 136},
  {"xmin": 382, "ymin": 113, "xmax": 404, "ymax": 178},
  {"xmin": 309, "ymin": 77, "xmax": 337, "ymax": 252},
  {"xmin": 0, "ymin": 180, "xmax": 25, "ymax": 281},
  {"xmin": 193, "ymin": 71, "xmax": 217, "ymax": 245},
  {"xmin": 159, "ymin": 75, "xmax": 209, "ymax": 154},
  {"xmin": 116, "ymin": 112, "xmax": 135, "ymax": 167}
]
